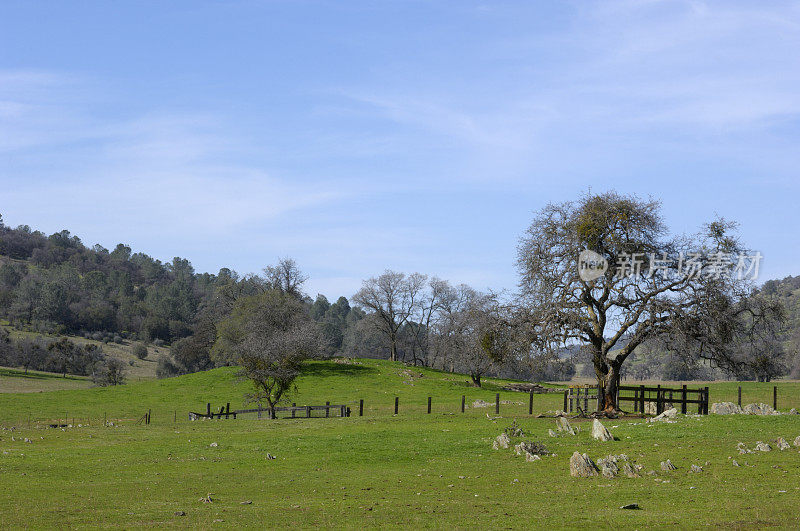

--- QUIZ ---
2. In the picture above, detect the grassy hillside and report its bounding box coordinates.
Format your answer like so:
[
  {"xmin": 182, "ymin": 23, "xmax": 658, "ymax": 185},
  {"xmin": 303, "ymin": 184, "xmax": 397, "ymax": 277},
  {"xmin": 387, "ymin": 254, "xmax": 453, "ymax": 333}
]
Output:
[{"xmin": 1, "ymin": 359, "xmax": 800, "ymax": 528}]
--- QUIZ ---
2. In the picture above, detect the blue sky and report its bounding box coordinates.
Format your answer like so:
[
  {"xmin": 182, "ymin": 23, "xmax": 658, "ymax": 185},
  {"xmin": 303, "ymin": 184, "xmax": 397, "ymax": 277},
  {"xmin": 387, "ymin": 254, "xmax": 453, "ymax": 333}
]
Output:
[{"xmin": 2, "ymin": 1, "xmax": 799, "ymax": 299}]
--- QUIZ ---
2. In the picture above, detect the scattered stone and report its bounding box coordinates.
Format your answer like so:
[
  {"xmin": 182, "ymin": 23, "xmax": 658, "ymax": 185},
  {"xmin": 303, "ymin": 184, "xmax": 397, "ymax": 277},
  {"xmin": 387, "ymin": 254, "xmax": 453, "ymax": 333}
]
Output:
[
  {"xmin": 493, "ymin": 433, "xmax": 511, "ymax": 450},
  {"xmin": 596, "ymin": 454, "xmax": 639, "ymax": 478},
  {"xmin": 23, "ymin": 438, "xmax": 31, "ymax": 444},
  {"xmin": 794, "ymin": 436, "xmax": 800, "ymax": 448},
  {"xmin": 743, "ymin": 403, "xmax": 778, "ymax": 416},
  {"xmin": 737, "ymin": 442, "xmax": 751, "ymax": 454},
  {"xmin": 174, "ymin": 511, "xmax": 186, "ymax": 516},
  {"xmin": 732, "ymin": 459, "xmax": 740, "ymax": 467},
  {"xmin": 570, "ymin": 452, "xmax": 599, "ymax": 478},
  {"xmin": 209, "ymin": 442, "xmax": 218, "ymax": 448},
  {"xmin": 711, "ymin": 402, "xmax": 744, "ymax": 415},
  {"xmin": 472, "ymin": 400, "xmax": 491, "ymax": 408},
  {"xmin": 556, "ymin": 417, "xmax": 576, "ymax": 435},
  {"xmin": 200, "ymin": 494, "xmax": 214, "ymax": 503},
  {"xmin": 689, "ymin": 464, "xmax": 703, "ymax": 473},
  {"xmin": 620, "ymin": 503, "xmax": 641, "ymax": 510},
  {"xmin": 755, "ymin": 441, "xmax": 772, "ymax": 452},
  {"xmin": 660, "ymin": 459, "xmax": 677, "ymax": 471},
  {"xmin": 644, "ymin": 402, "xmax": 657, "ymax": 415},
  {"xmin": 649, "ymin": 408, "xmax": 678, "ymax": 422},
  {"xmin": 788, "ymin": 408, "xmax": 798, "ymax": 415},
  {"xmin": 240, "ymin": 501, "xmax": 252, "ymax": 505},
  {"xmin": 548, "ymin": 429, "xmax": 559, "ymax": 438},
  {"xmin": 514, "ymin": 441, "xmax": 549, "ymax": 460},
  {"xmin": 266, "ymin": 453, "xmax": 276, "ymax": 460},
  {"xmin": 591, "ymin": 419, "xmax": 613, "ymax": 442},
  {"xmin": 776, "ymin": 437, "xmax": 790, "ymax": 451}
]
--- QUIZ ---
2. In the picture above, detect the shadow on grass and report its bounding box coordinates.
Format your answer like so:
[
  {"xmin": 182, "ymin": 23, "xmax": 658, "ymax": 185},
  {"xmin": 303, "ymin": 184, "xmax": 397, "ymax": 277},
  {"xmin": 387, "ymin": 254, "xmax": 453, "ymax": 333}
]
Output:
[
  {"xmin": 300, "ymin": 361, "xmax": 379, "ymax": 379},
  {"xmin": 0, "ymin": 367, "xmax": 87, "ymax": 381}
]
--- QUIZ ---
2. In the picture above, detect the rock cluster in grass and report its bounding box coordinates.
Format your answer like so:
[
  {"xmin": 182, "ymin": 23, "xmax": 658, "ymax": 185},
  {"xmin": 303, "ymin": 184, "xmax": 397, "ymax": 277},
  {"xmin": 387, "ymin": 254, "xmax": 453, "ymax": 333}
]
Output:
[
  {"xmin": 556, "ymin": 417, "xmax": 577, "ymax": 435},
  {"xmin": 648, "ymin": 408, "xmax": 678, "ymax": 423},
  {"xmin": 473, "ymin": 399, "xmax": 491, "ymax": 408},
  {"xmin": 492, "ymin": 432, "xmax": 511, "ymax": 450},
  {"xmin": 504, "ymin": 420, "xmax": 525, "ymax": 437},
  {"xmin": 689, "ymin": 464, "xmax": 703, "ymax": 473},
  {"xmin": 743, "ymin": 403, "xmax": 779, "ymax": 415},
  {"xmin": 591, "ymin": 419, "xmax": 613, "ymax": 441},
  {"xmin": 597, "ymin": 454, "xmax": 640, "ymax": 478},
  {"xmin": 570, "ymin": 452, "xmax": 599, "ymax": 477},
  {"xmin": 660, "ymin": 459, "xmax": 677, "ymax": 471},
  {"xmin": 755, "ymin": 441, "xmax": 772, "ymax": 452},
  {"xmin": 776, "ymin": 437, "xmax": 790, "ymax": 451},
  {"xmin": 711, "ymin": 402, "xmax": 786, "ymax": 415},
  {"xmin": 711, "ymin": 402, "xmax": 743, "ymax": 415},
  {"xmin": 514, "ymin": 441, "xmax": 548, "ymax": 462}
]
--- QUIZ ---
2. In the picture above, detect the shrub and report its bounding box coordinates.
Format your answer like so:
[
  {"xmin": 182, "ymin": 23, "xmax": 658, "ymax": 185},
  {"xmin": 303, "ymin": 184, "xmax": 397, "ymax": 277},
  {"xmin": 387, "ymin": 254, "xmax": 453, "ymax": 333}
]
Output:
[
  {"xmin": 113, "ymin": 335, "xmax": 123, "ymax": 344},
  {"xmin": 132, "ymin": 343, "xmax": 148, "ymax": 360}
]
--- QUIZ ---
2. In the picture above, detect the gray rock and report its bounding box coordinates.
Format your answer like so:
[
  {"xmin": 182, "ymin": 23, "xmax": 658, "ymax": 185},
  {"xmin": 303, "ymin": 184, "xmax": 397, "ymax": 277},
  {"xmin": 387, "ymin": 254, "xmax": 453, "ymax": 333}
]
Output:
[
  {"xmin": 493, "ymin": 432, "xmax": 511, "ymax": 450},
  {"xmin": 548, "ymin": 429, "xmax": 559, "ymax": 438},
  {"xmin": 736, "ymin": 442, "xmax": 751, "ymax": 454},
  {"xmin": 526, "ymin": 453, "xmax": 541, "ymax": 462},
  {"xmin": 620, "ymin": 503, "xmax": 641, "ymax": 510},
  {"xmin": 743, "ymin": 403, "xmax": 778, "ymax": 416},
  {"xmin": 755, "ymin": 441, "xmax": 772, "ymax": 452},
  {"xmin": 776, "ymin": 437, "xmax": 790, "ymax": 451},
  {"xmin": 788, "ymin": 408, "xmax": 798, "ymax": 415},
  {"xmin": 660, "ymin": 459, "xmax": 677, "ymax": 471},
  {"xmin": 732, "ymin": 459, "xmax": 740, "ymax": 467},
  {"xmin": 591, "ymin": 419, "xmax": 614, "ymax": 442},
  {"xmin": 649, "ymin": 408, "xmax": 678, "ymax": 422},
  {"xmin": 690, "ymin": 464, "xmax": 703, "ymax": 473},
  {"xmin": 570, "ymin": 452, "xmax": 599, "ymax": 478},
  {"xmin": 174, "ymin": 511, "xmax": 186, "ymax": 516},
  {"xmin": 514, "ymin": 441, "xmax": 548, "ymax": 460},
  {"xmin": 556, "ymin": 417, "xmax": 576, "ymax": 435},
  {"xmin": 644, "ymin": 402, "xmax": 657, "ymax": 415},
  {"xmin": 472, "ymin": 399, "xmax": 491, "ymax": 408},
  {"xmin": 794, "ymin": 436, "xmax": 800, "ymax": 448},
  {"xmin": 711, "ymin": 402, "xmax": 743, "ymax": 415},
  {"xmin": 597, "ymin": 454, "xmax": 639, "ymax": 478}
]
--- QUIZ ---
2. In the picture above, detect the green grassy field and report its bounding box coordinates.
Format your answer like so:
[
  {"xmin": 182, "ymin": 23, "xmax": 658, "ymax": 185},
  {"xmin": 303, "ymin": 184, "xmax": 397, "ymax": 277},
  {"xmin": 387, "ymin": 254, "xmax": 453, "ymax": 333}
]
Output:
[{"xmin": 1, "ymin": 359, "xmax": 800, "ymax": 528}]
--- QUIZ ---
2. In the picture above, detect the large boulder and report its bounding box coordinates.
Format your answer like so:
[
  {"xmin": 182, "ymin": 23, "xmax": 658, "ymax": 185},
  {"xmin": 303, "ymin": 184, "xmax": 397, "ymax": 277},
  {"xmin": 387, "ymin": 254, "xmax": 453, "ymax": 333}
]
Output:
[
  {"xmin": 570, "ymin": 452, "xmax": 599, "ymax": 478},
  {"xmin": 711, "ymin": 402, "xmax": 743, "ymax": 415},
  {"xmin": 515, "ymin": 441, "xmax": 548, "ymax": 461},
  {"xmin": 776, "ymin": 437, "xmax": 791, "ymax": 451},
  {"xmin": 591, "ymin": 419, "xmax": 614, "ymax": 442},
  {"xmin": 743, "ymin": 403, "xmax": 778, "ymax": 416}
]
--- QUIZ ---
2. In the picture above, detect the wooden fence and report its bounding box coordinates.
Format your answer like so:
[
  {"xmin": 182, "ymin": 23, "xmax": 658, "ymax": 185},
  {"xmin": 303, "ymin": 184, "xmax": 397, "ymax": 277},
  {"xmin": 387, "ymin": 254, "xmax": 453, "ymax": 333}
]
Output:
[{"xmin": 619, "ymin": 384, "xmax": 709, "ymax": 415}]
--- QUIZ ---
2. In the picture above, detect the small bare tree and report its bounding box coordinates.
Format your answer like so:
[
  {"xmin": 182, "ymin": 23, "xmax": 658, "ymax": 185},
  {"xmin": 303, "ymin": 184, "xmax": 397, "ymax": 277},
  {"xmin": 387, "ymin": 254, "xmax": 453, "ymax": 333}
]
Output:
[
  {"xmin": 264, "ymin": 258, "xmax": 309, "ymax": 298},
  {"xmin": 352, "ymin": 271, "xmax": 427, "ymax": 362}
]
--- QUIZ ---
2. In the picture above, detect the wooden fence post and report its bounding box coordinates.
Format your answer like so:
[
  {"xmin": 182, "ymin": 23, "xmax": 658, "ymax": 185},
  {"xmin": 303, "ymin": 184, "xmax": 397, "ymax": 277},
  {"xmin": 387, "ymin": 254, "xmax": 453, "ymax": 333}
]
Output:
[
  {"xmin": 394, "ymin": 396, "xmax": 399, "ymax": 415},
  {"xmin": 495, "ymin": 393, "xmax": 500, "ymax": 415},
  {"xmin": 633, "ymin": 388, "xmax": 638, "ymax": 413},
  {"xmin": 583, "ymin": 389, "xmax": 588, "ymax": 413},
  {"xmin": 225, "ymin": 403, "xmax": 230, "ymax": 420},
  {"xmin": 681, "ymin": 385, "xmax": 687, "ymax": 414},
  {"xmin": 461, "ymin": 395, "xmax": 465, "ymax": 413},
  {"xmin": 206, "ymin": 403, "xmax": 211, "ymax": 417},
  {"xmin": 292, "ymin": 403, "xmax": 296, "ymax": 418},
  {"xmin": 427, "ymin": 396, "xmax": 432, "ymax": 414},
  {"xmin": 326, "ymin": 401, "xmax": 330, "ymax": 418},
  {"xmin": 656, "ymin": 385, "xmax": 662, "ymax": 415},
  {"xmin": 529, "ymin": 391, "xmax": 534, "ymax": 415},
  {"xmin": 563, "ymin": 390, "xmax": 568, "ymax": 413},
  {"xmin": 596, "ymin": 384, "xmax": 603, "ymax": 412},
  {"xmin": 359, "ymin": 399, "xmax": 364, "ymax": 417},
  {"xmin": 639, "ymin": 385, "xmax": 645, "ymax": 415},
  {"xmin": 704, "ymin": 387, "xmax": 710, "ymax": 414},
  {"xmin": 306, "ymin": 406, "xmax": 311, "ymax": 418},
  {"xmin": 773, "ymin": 386, "xmax": 777, "ymax": 411},
  {"xmin": 738, "ymin": 386, "xmax": 742, "ymax": 407}
]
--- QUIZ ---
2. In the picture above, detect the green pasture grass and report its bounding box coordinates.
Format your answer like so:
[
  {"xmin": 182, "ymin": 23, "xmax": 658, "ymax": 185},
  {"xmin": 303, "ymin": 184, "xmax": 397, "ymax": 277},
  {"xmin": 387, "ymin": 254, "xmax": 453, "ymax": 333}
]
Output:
[{"xmin": 1, "ymin": 359, "xmax": 800, "ymax": 528}]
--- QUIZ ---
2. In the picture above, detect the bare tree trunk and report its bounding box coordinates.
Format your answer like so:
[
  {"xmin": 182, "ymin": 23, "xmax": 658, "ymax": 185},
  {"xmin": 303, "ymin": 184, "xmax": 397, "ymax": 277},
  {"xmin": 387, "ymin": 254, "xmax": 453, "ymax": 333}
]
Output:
[
  {"xmin": 602, "ymin": 364, "xmax": 620, "ymax": 413},
  {"xmin": 471, "ymin": 374, "xmax": 481, "ymax": 387}
]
